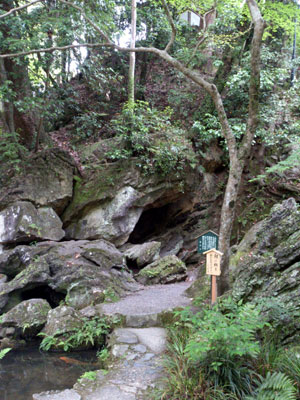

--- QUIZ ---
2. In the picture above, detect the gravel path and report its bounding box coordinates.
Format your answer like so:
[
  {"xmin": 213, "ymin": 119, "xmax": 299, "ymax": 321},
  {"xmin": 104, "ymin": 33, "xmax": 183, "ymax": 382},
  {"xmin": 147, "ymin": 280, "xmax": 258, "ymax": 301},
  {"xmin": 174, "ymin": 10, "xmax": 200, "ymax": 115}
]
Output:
[{"xmin": 100, "ymin": 281, "xmax": 193, "ymax": 316}]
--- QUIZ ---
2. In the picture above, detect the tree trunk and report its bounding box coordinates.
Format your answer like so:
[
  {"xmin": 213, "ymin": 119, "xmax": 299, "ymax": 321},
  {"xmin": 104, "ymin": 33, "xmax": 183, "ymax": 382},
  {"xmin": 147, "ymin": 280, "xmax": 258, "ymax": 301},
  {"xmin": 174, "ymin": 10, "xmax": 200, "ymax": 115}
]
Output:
[{"xmin": 128, "ymin": 0, "xmax": 137, "ymax": 106}]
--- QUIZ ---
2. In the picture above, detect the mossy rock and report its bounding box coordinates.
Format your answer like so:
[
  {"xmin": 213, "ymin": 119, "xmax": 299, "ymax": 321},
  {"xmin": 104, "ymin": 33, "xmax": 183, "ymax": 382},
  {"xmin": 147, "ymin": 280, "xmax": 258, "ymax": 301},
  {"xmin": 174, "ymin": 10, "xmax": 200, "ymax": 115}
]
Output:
[{"xmin": 136, "ymin": 255, "xmax": 187, "ymax": 285}]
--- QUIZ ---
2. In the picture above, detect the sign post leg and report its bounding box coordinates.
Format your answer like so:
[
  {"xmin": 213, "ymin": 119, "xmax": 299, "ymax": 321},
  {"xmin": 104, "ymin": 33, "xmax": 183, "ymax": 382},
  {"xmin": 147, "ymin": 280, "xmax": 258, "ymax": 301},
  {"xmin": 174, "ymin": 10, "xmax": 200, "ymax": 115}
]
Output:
[{"xmin": 211, "ymin": 275, "xmax": 217, "ymax": 305}]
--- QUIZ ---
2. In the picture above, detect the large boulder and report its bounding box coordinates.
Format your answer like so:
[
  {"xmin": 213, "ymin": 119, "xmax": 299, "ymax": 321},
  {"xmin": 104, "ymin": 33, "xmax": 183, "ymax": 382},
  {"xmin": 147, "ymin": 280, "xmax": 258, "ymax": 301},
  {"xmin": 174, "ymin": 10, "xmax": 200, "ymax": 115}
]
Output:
[
  {"xmin": 65, "ymin": 186, "xmax": 143, "ymax": 246},
  {"xmin": 0, "ymin": 299, "xmax": 51, "ymax": 341},
  {"xmin": 42, "ymin": 305, "xmax": 83, "ymax": 338},
  {"xmin": 0, "ymin": 239, "xmax": 138, "ymax": 312},
  {"xmin": 0, "ymin": 148, "xmax": 74, "ymax": 215},
  {"xmin": 231, "ymin": 198, "xmax": 300, "ymax": 341},
  {"xmin": 0, "ymin": 202, "xmax": 65, "ymax": 244},
  {"xmin": 136, "ymin": 255, "xmax": 187, "ymax": 285},
  {"xmin": 123, "ymin": 241, "xmax": 161, "ymax": 268},
  {"xmin": 41, "ymin": 305, "xmax": 106, "ymax": 351}
]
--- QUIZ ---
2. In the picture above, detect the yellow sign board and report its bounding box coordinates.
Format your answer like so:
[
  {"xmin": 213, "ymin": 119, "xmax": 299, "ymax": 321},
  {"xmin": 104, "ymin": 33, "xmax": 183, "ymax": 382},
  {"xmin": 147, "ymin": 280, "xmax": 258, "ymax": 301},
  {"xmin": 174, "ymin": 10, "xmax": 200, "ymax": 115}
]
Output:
[{"xmin": 203, "ymin": 248, "xmax": 223, "ymax": 276}]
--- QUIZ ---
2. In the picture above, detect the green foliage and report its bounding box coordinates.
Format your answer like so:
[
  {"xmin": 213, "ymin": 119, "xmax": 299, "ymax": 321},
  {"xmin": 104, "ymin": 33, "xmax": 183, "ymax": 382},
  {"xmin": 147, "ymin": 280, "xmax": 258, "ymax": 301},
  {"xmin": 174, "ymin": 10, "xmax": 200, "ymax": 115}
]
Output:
[
  {"xmin": 79, "ymin": 371, "xmax": 97, "ymax": 381},
  {"xmin": 103, "ymin": 287, "xmax": 120, "ymax": 303},
  {"xmin": 192, "ymin": 113, "xmax": 222, "ymax": 146},
  {"xmin": 107, "ymin": 101, "xmax": 197, "ymax": 177},
  {"xmin": 275, "ymin": 347, "xmax": 300, "ymax": 395},
  {"xmin": 245, "ymin": 372, "xmax": 297, "ymax": 400},
  {"xmin": 74, "ymin": 112, "xmax": 104, "ymax": 140},
  {"xmin": 156, "ymin": 298, "xmax": 269, "ymax": 399},
  {"xmin": 0, "ymin": 130, "xmax": 27, "ymax": 174},
  {"xmin": 184, "ymin": 299, "xmax": 266, "ymax": 363},
  {"xmin": 0, "ymin": 348, "xmax": 12, "ymax": 360},
  {"xmin": 254, "ymin": 142, "xmax": 300, "ymax": 182},
  {"xmin": 97, "ymin": 348, "xmax": 109, "ymax": 362},
  {"xmin": 181, "ymin": 299, "xmax": 266, "ymax": 397},
  {"xmin": 38, "ymin": 316, "xmax": 111, "ymax": 352}
]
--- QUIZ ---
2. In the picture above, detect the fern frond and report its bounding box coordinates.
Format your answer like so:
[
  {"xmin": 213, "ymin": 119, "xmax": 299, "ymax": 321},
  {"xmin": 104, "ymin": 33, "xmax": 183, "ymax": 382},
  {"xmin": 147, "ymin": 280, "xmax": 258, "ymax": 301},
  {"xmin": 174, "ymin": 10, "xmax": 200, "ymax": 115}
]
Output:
[{"xmin": 246, "ymin": 372, "xmax": 297, "ymax": 400}]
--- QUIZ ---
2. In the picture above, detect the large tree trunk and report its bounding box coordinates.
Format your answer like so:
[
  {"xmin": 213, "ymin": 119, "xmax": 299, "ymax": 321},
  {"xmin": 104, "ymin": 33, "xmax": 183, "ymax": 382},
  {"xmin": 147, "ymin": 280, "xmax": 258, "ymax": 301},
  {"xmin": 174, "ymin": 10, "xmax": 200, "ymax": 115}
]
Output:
[{"xmin": 0, "ymin": 0, "xmax": 53, "ymax": 148}]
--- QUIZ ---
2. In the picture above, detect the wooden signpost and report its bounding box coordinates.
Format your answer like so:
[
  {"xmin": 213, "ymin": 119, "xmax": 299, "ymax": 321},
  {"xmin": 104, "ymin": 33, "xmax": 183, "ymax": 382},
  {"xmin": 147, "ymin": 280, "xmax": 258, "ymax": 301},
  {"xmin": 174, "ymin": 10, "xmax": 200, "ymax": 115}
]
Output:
[
  {"xmin": 197, "ymin": 231, "xmax": 222, "ymax": 305},
  {"xmin": 203, "ymin": 248, "xmax": 223, "ymax": 304}
]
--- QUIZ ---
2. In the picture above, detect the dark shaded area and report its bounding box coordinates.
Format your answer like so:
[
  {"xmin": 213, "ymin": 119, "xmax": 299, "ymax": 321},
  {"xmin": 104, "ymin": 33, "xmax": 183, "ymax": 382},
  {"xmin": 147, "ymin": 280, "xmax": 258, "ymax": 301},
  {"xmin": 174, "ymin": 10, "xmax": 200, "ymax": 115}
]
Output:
[
  {"xmin": 125, "ymin": 257, "xmax": 140, "ymax": 274},
  {"xmin": 129, "ymin": 204, "xmax": 172, "ymax": 244},
  {"xmin": 0, "ymin": 347, "xmax": 99, "ymax": 400},
  {"xmin": 21, "ymin": 285, "xmax": 65, "ymax": 308}
]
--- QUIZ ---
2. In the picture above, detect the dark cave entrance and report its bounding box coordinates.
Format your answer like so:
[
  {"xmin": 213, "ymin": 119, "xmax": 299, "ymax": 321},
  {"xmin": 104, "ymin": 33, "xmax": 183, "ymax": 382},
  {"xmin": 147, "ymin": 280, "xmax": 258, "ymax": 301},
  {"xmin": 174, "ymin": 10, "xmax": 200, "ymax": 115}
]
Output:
[
  {"xmin": 129, "ymin": 204, "xmax": 172, "ymax": 244},
  {"xmin": 21, "ymin": 285, "xmax": 66, "ymax": 308}
]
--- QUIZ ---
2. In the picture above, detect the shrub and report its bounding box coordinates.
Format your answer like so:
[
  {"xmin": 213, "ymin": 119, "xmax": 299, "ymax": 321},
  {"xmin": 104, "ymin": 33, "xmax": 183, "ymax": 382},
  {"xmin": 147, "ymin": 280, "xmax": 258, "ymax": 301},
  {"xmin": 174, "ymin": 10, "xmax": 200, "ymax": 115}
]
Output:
[
  {"xmin": 107, "ymin": 101, "xmax": 197, "ymax": 177},
  {"xmin": 39, "ymin": 316, "xmax": 111, "ymax": 352}
]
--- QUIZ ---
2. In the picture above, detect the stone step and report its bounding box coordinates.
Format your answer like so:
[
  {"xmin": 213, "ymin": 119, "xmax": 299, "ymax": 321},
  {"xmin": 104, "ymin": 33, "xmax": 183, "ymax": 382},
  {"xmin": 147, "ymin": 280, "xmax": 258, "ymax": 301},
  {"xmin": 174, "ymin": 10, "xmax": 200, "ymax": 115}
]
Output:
[
  {"xmin": 33, "ymin": 327, "xmax": 167, "ymax": 400},
  {"xmin": 97, "ymin": 281, "xmax": 192, "ymax": 328}
]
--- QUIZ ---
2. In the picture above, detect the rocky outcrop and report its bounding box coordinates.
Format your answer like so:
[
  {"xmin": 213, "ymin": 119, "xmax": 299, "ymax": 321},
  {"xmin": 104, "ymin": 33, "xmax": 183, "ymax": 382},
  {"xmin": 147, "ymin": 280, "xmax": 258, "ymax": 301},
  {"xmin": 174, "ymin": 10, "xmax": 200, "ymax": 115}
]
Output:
[
  {"xmin": 0, "ymin": 299, "xmax": 51, "ymax": 343},
  {"xmin": 0, "ymin": 202, "xmax": 65, "ymax": 244},
  {"xmin": 65, "ymin": 186, "xmax": 144, "ymax": 246},
  {"xmin": 231, "ymin": 198, "xmax": 300, "ymax": 341},
  {"xmin": 0, "ymin": 240, "xmax": 139, "ymax": 312},
  {"xmin": 62, "ymin": 159, "xmax": 199, "ymax": 246},
  {"xmin": 0, "ymin": 149, "xmax": 74, "ymax": 215},
  {"xmin": 122, "ymin": 241, "xmax": 161, "ymax": 268},
  {"xmin": 136, "ymin": 255, "xmax": 187, "ymax": 285}
]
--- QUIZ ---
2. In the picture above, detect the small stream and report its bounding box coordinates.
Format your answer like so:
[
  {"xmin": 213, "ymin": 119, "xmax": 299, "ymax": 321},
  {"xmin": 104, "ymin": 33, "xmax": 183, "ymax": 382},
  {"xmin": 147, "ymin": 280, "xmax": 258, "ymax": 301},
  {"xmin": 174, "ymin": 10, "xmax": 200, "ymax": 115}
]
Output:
[{"xmin": 0, "ymin": 346, "xmax": 100, "ymax": 400}]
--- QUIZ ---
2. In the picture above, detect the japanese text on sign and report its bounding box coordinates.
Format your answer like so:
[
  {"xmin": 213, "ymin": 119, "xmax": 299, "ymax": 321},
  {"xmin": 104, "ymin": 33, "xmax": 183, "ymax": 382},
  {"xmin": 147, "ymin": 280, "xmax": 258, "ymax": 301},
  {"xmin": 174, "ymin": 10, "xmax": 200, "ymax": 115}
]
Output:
[
  {"xmin": 205, "ymin": 251, "xmax": 221, "ymax": 276},
  {"xmin": 197, "ymin": 231, "xmax": 219, "ymax": 254}
]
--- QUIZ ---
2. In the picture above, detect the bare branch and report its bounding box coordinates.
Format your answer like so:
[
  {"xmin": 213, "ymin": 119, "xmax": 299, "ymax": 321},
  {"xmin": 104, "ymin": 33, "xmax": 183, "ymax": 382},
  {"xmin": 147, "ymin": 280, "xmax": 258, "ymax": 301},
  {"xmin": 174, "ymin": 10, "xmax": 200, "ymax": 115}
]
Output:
[
  {"xmin": 0, "ymin": 43, "xmax": 113, "ymax": 58},
  {"xmin": 161, "ymin": 0, "xmax": 176, "ymax": 53},
  {"xmin": 185, "ymin": 8, "xmax": 215, "ymax": 67},
  {"xmin": 0, "ymin": 0, "xmax": 42, "ymax": 19}
]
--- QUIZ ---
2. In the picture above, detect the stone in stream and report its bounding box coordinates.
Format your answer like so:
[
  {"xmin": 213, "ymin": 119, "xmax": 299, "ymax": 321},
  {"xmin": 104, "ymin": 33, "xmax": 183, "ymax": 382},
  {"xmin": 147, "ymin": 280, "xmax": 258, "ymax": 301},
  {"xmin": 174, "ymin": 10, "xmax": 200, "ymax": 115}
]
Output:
[{"xmin": 0, "ymin": 299, "xmax": 51, "ymax": 340}]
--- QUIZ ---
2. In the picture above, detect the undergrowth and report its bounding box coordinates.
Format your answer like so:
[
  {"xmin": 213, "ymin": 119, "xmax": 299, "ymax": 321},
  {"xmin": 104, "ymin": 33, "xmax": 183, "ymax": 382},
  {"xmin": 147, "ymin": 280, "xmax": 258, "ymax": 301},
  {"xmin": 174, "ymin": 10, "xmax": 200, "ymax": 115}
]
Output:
[
  {"xmin": 106, "ymin": 101, "xmax": 197, "ymax": 178},
  {"xmin": 38, "ymin": 316, "xmax": 112, "ymax": 352},
  {"xmin": 155, "ymin": 297, "xmax": 300, "ymax": 400}
]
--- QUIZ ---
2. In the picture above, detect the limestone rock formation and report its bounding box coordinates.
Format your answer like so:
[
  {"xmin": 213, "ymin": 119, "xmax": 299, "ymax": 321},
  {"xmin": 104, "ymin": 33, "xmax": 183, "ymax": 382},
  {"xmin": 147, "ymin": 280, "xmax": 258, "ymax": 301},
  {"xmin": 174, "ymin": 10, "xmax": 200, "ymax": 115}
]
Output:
[
  {"xmin": 0, "ymin": 149, "xmax": 74, "ymax": 215},
  {"xmin": 0, "ymin": 202, "xmax": 65, "ymax": 244},
  {"xmin": 137, "ymin": 255, "xmax": 187, "ymax": 285},
  {"xmin": 231, "ymin": 198, "xmax": 300, "ymax": 341},
  {"xmin": 62, "ymin": 159, "xmax": 199, "ymax": 246},
  {"xmin": 0, "ymin": 239, "xmax": 138, "ymax": 312},
  {"xmin": 0, "ymin": 299, "xmax": 51, "ymax": 342},
  {"xmin": 65, "ymin": 186, "xmax": 143, "ymax": 246},
  {"xmin": 122, "ymin": 241, "xmax": 161, "ymax": 268},
  {"xmin": 42, "ymin": 305, "xmax": 83, "ymax": 338}
]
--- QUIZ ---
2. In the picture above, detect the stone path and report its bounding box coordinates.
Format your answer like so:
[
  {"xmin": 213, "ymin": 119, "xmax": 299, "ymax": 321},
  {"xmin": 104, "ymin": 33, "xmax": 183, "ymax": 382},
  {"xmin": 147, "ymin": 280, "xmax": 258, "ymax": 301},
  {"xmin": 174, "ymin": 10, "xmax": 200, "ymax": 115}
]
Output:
[
  {"xmin": 32, "ymin": 281, "xmax": 194, "ymax": 400},
  {"xmin": 99, "ymin": 281, "xmax": 193, "ymax": 327}
]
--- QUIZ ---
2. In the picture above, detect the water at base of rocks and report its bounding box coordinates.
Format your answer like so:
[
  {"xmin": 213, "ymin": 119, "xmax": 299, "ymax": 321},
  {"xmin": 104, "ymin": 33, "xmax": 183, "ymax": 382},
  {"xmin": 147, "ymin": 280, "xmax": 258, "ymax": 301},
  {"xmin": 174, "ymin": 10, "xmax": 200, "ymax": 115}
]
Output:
[{"xmin": 0, "ymin": 346, "xmax": 99, "ymax": 400}]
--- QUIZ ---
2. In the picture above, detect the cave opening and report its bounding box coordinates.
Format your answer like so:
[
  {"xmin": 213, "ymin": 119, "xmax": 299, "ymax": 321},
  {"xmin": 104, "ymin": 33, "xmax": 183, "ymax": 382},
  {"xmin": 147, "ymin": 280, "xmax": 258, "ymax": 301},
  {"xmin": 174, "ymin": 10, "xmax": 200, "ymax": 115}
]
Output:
[
  {"xmin": 21, "ymin": 285, "xmax": 66, "ymax": 308},
  {"xmin": 126, "ymin": 258, "xmax": 139, "ymax": 274},
  {"xmin": 129, "ymin": 204, "xmax": 172, "ymax": 244}
]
